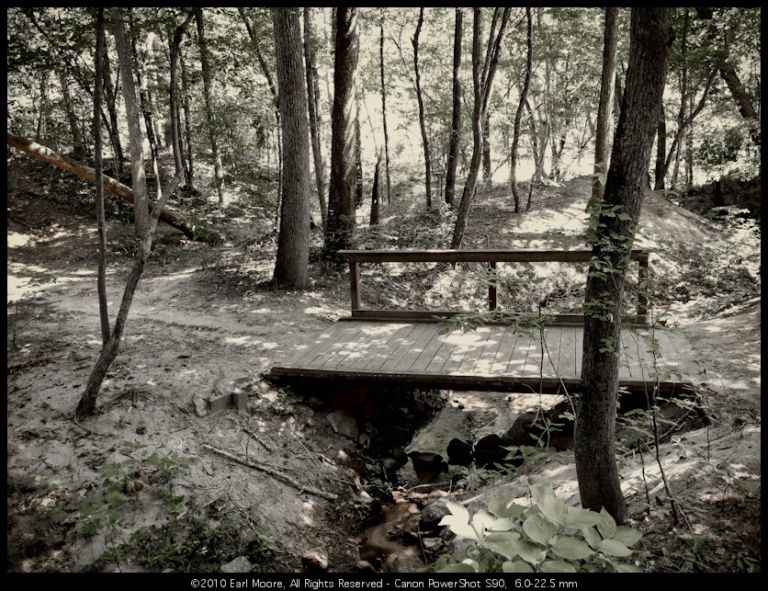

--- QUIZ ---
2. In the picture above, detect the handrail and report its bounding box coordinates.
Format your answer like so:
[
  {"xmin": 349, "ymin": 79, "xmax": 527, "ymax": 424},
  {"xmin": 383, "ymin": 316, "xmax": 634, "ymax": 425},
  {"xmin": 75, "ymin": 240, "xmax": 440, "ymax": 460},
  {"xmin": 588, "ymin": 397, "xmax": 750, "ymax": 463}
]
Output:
[{"xmin": 338, "ymin": 249, "xmax": 651, "ymax": 326}]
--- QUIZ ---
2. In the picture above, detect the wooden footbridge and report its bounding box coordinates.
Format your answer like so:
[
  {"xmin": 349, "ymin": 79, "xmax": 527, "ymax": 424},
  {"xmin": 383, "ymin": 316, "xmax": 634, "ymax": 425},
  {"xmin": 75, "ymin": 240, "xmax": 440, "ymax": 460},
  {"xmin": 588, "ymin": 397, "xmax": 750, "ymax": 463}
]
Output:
[{"xmin": 269, "ymin": 250, "xmax": 693, "ymax": 395}]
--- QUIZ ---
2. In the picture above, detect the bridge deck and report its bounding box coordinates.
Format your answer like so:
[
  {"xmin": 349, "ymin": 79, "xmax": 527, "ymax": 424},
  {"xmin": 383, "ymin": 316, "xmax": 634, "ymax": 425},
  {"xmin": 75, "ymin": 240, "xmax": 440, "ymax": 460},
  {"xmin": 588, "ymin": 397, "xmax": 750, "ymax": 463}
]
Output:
[{"xmin": 269, "ymin": 321, "xmax": 693, "ymax": 394}]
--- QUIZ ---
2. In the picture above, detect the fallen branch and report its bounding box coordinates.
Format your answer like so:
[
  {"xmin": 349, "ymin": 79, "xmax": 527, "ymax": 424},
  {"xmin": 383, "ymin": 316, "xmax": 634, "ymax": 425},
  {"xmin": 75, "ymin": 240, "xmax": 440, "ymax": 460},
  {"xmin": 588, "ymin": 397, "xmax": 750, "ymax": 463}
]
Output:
[
  {"xmin": 201, "ymin": 443, "xmax": 338, "ymax": 501},
  {"xmin": 242, "ymin": 426, "xmax": 274, "ymax": 452},
  {"xmin": 7, "ymin": 132, "xmax": 220, "ymax": 243}
]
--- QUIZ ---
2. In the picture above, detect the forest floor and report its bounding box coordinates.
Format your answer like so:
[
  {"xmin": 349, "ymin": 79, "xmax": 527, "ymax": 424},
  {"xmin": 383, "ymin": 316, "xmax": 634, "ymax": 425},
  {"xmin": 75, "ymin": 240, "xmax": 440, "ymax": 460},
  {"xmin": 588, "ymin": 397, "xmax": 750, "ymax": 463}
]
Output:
[{"xmin": 6, "ymin": 157, "xmax": 761, "ymax": 573}]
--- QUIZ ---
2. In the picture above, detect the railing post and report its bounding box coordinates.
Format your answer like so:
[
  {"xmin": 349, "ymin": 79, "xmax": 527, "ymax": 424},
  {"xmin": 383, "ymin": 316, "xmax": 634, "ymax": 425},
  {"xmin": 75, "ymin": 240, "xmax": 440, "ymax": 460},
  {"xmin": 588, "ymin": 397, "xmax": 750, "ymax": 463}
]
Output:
[
  {"xmin": 637, "ymin": 254, "xmax": 649, "ymax": 324},
  {"xmin": 488, "ymin": 261, "xmax": 497, "ymax": 311},
  {"xmin": 349, "ymin": 260, "xmax": 361, "ymax": 313}
]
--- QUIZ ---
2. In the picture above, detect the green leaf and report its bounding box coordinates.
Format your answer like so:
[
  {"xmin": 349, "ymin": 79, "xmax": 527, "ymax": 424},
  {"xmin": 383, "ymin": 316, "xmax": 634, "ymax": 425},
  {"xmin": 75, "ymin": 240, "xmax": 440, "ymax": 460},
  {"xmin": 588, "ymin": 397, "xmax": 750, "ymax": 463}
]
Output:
[
  {"xmin": 616, "ymin": 563, "xmax": 643, "ymax": 573},
  {"xmin": 613, "ymin": 526, "xmax": 643, "ymax": 547},
  {"xmin": 598, "ymin": 539, "xmax": 632, "ymax": 557},
  {"xmin": 502, "ymin": 560, "xmax": 534, "ymax": 573},
  {"xmin": 565, "ymin": 506, "xmax": 602, "ymax": 529},
  {"xmin": 582, "ymin": 526, "xmax": 602, "ymax": 550},
  {"xmin": 523, "ymin": 512, "xmax": 558, "ymax": 546},
  {"xmin": 551, "ymin": 536, "xmax": 594, "ymax": 561},
  {"xmin": 439, "ymin": 501, "xmax": 479, "ymax": 540},
  {"xmin": 487, "ymin": 495, "xmax": 509, "ymax": 518},
  {"xmin": 597, "ymin": 508, "xmax": 617, "ymax": 539},
  {"xmin": 540, "ymin": 560, "xmax": 577, "ymax": 573},
  {"xmin": 483, "ymin": 533, "xmax": 522, "ymax": 561},
  {"xmin": 532, "ymin": 486, "xmax": 568, "ymax": 526}
]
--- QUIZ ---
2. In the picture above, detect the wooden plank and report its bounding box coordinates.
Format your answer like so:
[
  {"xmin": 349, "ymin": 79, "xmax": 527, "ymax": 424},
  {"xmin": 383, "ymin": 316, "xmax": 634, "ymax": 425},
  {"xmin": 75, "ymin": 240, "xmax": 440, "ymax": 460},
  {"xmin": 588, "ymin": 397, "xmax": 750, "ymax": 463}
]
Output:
[
  {"xmin": 307, "ymin": 323, "xmax": 368, "ymax": 369},
  {"xmin": 491, "ymin": 325, "xmax": 520, "ymax": 375},
  {"xmin": 378, "ymin": 323, "xmax": 431, "ymax": 372},
  {"xmin": 441, "ymin": 329, "xmax": 485, "ymax": 375},
  {"xmin": 339, "ymin": 249, "xmax": 648, "ymax": 264},
  {"xmin": 472, "ymin": 326, "xmax": 508, "ymax": 376},
  {"xmin": 423, "ymin": 329, "xmax": 460, "ymax": 374},
  {"xmin": 574, "ymin": 327, "xmax": 583, "ymax": 381},
  {"xmin": 336, "ymin": 323, "xmax": 409, "ymax": 370},
  {"xmin": 286, "ymin": 322, "xmax": 350, "ymax": 367},
  {"xmin": 455, "ymin": 327, "xmax": 494, "ymax": 375},
  {"xmin": 363, "ymin": 323, "xmax": 421, "ymax": 371},
  {"xmin": 398, "ymin": 324, "xmax": 442, "ymax": 373},
  {"xmin": 522, "ymin": 331, "xmax": 545, "ymax": 379},
  {"xmin": 408, "ymin": 325, "xmax": 452, "ymax": 373},
  {"xmin": 349, "ymin": 261, "xmax": 361, "ymax": 311},
  {"xmin": 506, "ymin": 330, "xmax": 535, "ymax": 377}
]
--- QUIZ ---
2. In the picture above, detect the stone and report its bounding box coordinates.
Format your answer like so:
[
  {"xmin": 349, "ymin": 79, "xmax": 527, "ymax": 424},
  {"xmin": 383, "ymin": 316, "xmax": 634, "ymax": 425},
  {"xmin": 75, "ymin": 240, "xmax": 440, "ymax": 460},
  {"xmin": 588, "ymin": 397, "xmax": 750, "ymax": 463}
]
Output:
[
  {"xmin": 326, "ymin": 410, "xmax": 359, "ymax": 440},
  {"xmin": 221, "ymin": 556, "xmax": 252, "ymax": 573},
  {"xmin": 421, "ymin": 537, "xmax": 443, "ymax": 550},
  {"xmin": 419, "ymin": 501, "xmax": 450, "ymax": 534},
  {"xmin": 301, "ymin": 549, "xmax": 328, "ymax": 572},
  {"xmin": 355, "ymin": 560, "xmax": 375, "ymax": 573},
  {"xmin": 193, "ymin": 395, "xmax": 209, "ymax": 417}
]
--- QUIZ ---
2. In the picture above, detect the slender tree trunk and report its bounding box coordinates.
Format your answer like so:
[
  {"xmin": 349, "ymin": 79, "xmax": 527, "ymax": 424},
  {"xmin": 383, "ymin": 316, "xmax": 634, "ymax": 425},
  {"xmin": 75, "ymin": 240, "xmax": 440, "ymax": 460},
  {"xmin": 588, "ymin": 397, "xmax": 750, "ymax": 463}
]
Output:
[
  {"xmin": 654, "ymin": 102, "xmax": 666, "ymax": 190},
  {"xmin": 77, "ymin": 8, "xmax": 183, "ymax": 418},
  {"xmin": 93, "ymin": 8, "xmax": 110, "ymax": 345},
  {"xmin": 380, "ymin": 11, "xmax": 393, "ymax": 205},
  {"xmin": 451, "ymin": 8, "xmax": 511, "ymax": 248},
  {"xmin": 719, "ymin": 60, "xmax": 761, "ymax": 146},
  {"xmin": 102, "ymin": 47, "xmax": 125, "ymax": 173},
  {"xmin": 686, "ymin": 93, "xmax": 694, "ymax": 189},
  {"xmin": 325, "ymin": 7, "xmax": 360, "ymax": 256},
  {"xmin": 576, "ymin": 7, "xmax": 672, "ymax": 523},
  {"xmin": 304, "ymin": 7, "xmax": 327, "ymax": 230},
  {"xmin": 194, "ymin": 8, "xmax": 225, "ymax": 204},
  {"xmin": 482, "ymin": 110, "xmax": 492, "ymax": 188},
  {"xmin": 590, "ymin": 7, "xmax": 619, "ymax": 207},
  {"xmin": 355, "ymin": 101, "xmax": 364, "ymax": 208},
  {"xmin": 179, "ymin": 47, "xmax": 194, "ymax": 189},
  {"xmin": 36, "ymin": 73, "xmax": 48, "ymax": 143},
  {"xmin": 444, "ymin": 8, "xmax": 463, "ymax": 206},
  {"xmin": 130, "ymin": 20, "xmax": 159, "ymax": 162},
  {"xmin": 510, "ymin": 7, "xmax": 533, "ymax": 213},
  {"xmin": 370, "ymin": 151, "xmax": 382, "ymax": 225},
  {"xmin": 272, "ymin": 8, "xmax": 311, "ymax": 289},
  {"xmin": 412, "ymin": 8, "xmax": 432, "ymax": 209},
  {"xmin": 58, "ymin": 71, "xmax": 86, "ymax": 159},
  {"xmin": 169, "ymin": 15, "xmax": 194, "ymax": 183}
]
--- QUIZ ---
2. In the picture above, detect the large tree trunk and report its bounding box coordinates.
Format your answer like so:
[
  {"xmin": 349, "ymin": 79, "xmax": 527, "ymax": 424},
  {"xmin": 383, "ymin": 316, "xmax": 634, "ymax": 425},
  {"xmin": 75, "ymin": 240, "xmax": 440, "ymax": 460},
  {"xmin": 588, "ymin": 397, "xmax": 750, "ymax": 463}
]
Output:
[
  {"xmin": 450, "ymin": 8, "xmax": 511, "ymax": 248},
  {"xmin": 58, "ymin": 71, "xmax": 86, "ymax": 159},
  {"xmin": 444, "ymin": 8, "xmax": 463, "ymax": 206},
  {"xmin": 93, "ymin": 7, "xmax": 110, "ymax": 345},
  {"xmin": 379, "ymin": 11, "xmax": 393, "ymax": 205},
  {"xmin": 7, "ymin": 133, "xmax": 218, "ymax": 242},
  {"xmin": 194, "ymin": 8, "xmax": 225, "ymax": 204},
  {"xmin": 324, "ymin": 8, "xmax": 360, "ymax": 256},
  {"xmin": 590, "ymin": 7, "xmax": 619, "ymax": 206},
  {"xmin": 412, "ymin": 8, "xmax": 432, "ymax": 209},
  {"xmin": 510, "ymin": 7, "xmax": 533, "ymax": 213},
  {"xmin": 304, "ymin": 7, "xmax": 327, "ymax": 230},
  {"xmin": 576, "ymin": 7, "xmax": 672, "ymax": 523},
  {"xmin": 654, "ymin": 102, "xmax": 666, "ymax": 190},
  {"xmin": 355, "ymin": 104, "xmax": 364, "ymax": 208},
  {"xmin": 76, "ymin": 9, "xmax": 183, "ymax": 419},
  {"xmin": 272, "ymin": 8, "xmax": 312, "ymax": 289},
  {"xmin": 179, "ymin": 46, "xmax": 194, "ymax": 189}
]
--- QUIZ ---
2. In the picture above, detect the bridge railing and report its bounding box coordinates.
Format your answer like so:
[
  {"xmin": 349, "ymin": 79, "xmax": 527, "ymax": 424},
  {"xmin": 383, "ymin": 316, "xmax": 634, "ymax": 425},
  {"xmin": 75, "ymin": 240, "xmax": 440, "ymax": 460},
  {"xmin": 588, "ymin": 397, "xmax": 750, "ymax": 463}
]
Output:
[{"xmin": 338, "ymin": 249, "xmax": 650, "ymax": 327}]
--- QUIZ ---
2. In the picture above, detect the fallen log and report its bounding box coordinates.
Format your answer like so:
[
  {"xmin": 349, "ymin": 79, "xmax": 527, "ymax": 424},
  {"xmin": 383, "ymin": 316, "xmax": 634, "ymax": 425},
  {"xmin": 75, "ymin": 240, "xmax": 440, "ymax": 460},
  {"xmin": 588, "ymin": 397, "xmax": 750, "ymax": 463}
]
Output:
[{"xmin": 7, "ymin": 132, "xmax": 220, "ymax": 243}]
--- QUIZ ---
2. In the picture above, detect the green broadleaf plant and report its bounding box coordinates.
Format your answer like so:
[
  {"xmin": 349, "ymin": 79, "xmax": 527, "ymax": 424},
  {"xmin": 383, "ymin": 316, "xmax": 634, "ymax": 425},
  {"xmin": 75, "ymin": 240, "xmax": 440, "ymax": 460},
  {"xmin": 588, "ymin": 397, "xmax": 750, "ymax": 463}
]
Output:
[{"xmin": 435, "ymin": 485, "xmax": 643, "ymax": 573}]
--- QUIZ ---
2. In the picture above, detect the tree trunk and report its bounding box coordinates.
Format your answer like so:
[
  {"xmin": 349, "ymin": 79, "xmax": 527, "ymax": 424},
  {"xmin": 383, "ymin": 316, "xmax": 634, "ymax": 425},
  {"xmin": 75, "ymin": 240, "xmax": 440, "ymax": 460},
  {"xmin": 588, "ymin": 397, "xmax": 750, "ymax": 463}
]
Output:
[
  {"xmin": 324, "ymin": 7, "xmax": 360, "ymax": 257},
  {"xmin": 719, "ymin": 60, "xmax": 760, "ymax": 146},
  {"xmin": 380, "ymin": 11, "xmax": 393, "ymax": 205},
  {"xmin": 179, "ymin": 46, "xmax": 194, "ymax": 189},
  {"xmin": 654, "ymin": 102, "xmax": 666, "ymax": 190},
  {"xmin": 129, "ymin": 17, "xmax": 159, "ymax": 162},
  {"xmin": 411, "ymin": 7, "xmax": 432, "ymax": 209},
  {"xmin": 482, "ymin": 110, "xmax": 492, "ymax": 188},
  {"xmin": 370, "ymin": 151, "xmax": 382, "ymax": 226},
  {"xmin": 101, "ymin": 46, "xmax": 125, "ymax": 173},
  {"xmin": 93, "ymin": 7, "xmax": 110, "ymax": 345},
  {"xmin": 272, "ymin": 8, "xmax": 311, "ymax": 289},
  {"xmin": 58, "ymin": 71, "xmax": 86, "ymax": 159},
  {"xmin": 412, "ymin": 8, "xmax": 432, "ymax": 209},
  {"xmin": 510, "ymin": 7, "xmax": 533, "ymax": 213},
  {"xmin": 304, "ymin": 7, "xmax": 327, "ymax": 230},
  {"xmin": 444, "ymin": 8, "xmax": 463, "ymax": 207},
  {"xmin": 194, "ymin": 8, "xmax": 225, "ymax": 204},
  {"xmin": 590, "ymin": 7, "xmax": 619, "ymax": 206},
  {"xmin": 355, "ymin": 103, "xmax": 364, "ymax": 208},
  {"xmin": 576, "ymin": 7, "xmax": 672, "ymax": 523},
  {"xmin": 77, "ymin": 9, "xmax": 184, "ymax": 419},
  {"xmin": 169, "ymin": 14, "xmax": 194, "ymax": 184},
  {"xmin": 7, "ymin": 133, "xmax": 218, "ymax": 242},
  {"xmin": 451, "ymin": 8, "xmax": 511, "ymax": 248},
  {"xmin": 36, "ymin": 73, "xmax": 49, "ymax": 144}
]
